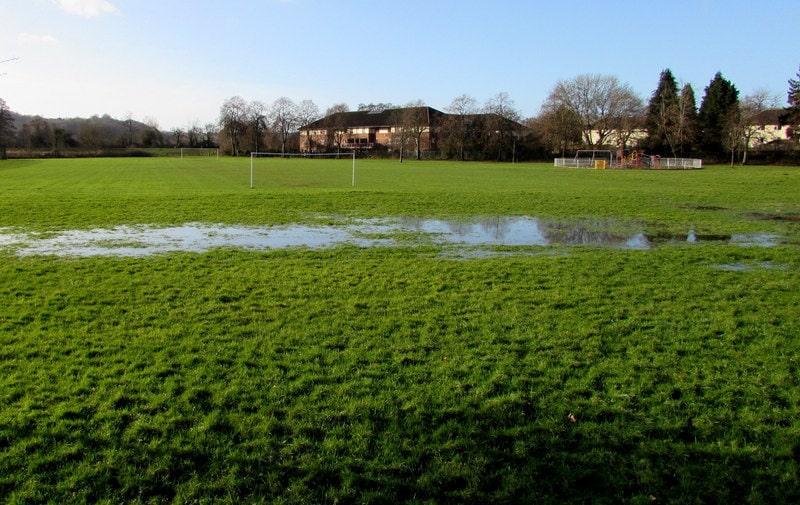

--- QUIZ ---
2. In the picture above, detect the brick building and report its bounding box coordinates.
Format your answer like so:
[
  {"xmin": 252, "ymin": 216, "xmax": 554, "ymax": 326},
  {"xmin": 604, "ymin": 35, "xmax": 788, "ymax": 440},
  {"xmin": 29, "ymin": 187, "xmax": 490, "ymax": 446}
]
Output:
[{"xmin": 299, "ymin": 106, "xmax": 445, "ymax": 154}]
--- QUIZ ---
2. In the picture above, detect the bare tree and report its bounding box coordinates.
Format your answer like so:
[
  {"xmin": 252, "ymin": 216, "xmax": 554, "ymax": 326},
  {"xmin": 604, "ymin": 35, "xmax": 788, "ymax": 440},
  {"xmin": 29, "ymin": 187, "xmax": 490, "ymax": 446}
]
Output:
[
  {"xmin": 483, "ymin": 92, "xmax": 522, "ymax": 161},
  {"xmin": 186, "ymin": 120, "xmax": 203, "ymax": 148},
  {"xmin": 535, "ymin": 103, "xmax": 582, "ymax": 157},
  {"xmin": 142, "ymin": 116, "xmax": 163, "ymax": 148},
  {"xmin": 738, "ymin": 89, "xmax": 780, "ymax": 164},
  {"xmin": 722, "ymin": 107, "xmax": 744, "ymax": 167},
  {"xmin": 544, "ymin": 74, "xmax": 643, "ymax": 148},
  {"xmin": 400, "ymin": 99, "xmax": 430, "ymax": 160},
  {"xmin": 270, "ymin": 97, "xmax": 298, "ymax": 155},
  {"xmin": 358, "ymin": 102, "xmax": 396, "ymax": 112},
  {"xmin": 443, "ymin": 94, "xmax": 478, "ymax": 160},
  {"xmin": 325, "ymin": 103, "xmax": 349, "ymax": 116},
  {"xmin": 247, "ymin": 100, "xmax": 268, "ymax": 153},
  {"xmin": 389, "ymin": 107, "xmax": 414, "ymax": 162},
  {"xmin": 296, "ymin": 99, "xmax": 320, "ymax": 153},
  {"xmin": 143, "ymin": 116, "xmax": 159, "ymax": 130},
  {"xmin": 322, "ymin": 103, "xmax": 350, "ymax": 154},
  {"xmin": 202, "ymin": 123, "xmax": 217, "ymax": 148},
  {"xmin": 21, "ymin": 116, "xmax": 55, "ymax": 150},
  {"xmin": 79, "ymin": 117, "xmax": 108, "ymax": 150},
  {"xmin": 296, "ymin": 99, "xmax": 320, "ymax": 129},
  {"xmin": 172, "ymin": 127, "xmax": 185, "ymax": 148},
  {"xmin": 218, "ymin": 96, "xmax": 248, "ymax": 155},
  {"xmin": 123, "ymin": 112, "xmax": 136, "ymax": 147},
  {"xmin": 614, "ymin": 115, "xmax": 645, "ymax": 156}
]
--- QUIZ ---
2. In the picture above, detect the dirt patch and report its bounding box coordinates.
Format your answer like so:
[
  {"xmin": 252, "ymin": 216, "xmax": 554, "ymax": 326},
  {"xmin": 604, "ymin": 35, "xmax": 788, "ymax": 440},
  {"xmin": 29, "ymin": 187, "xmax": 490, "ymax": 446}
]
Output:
[
  {"xmin": 645, "ymin": 231, "xmax": 733, "ymax": 243},
  {"xmin": 690, "ymin": 205, "xmax": 727, "ymax": 211},
  {"xmin": 747, "ymin": 212, "xmax": 800, "ymax": 223}
]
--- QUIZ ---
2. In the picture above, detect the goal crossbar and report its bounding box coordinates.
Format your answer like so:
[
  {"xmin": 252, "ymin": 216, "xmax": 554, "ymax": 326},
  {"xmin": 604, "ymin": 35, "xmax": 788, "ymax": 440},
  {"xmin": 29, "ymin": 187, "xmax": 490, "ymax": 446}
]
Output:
[{"xmin": 249, "ymin": 152, "xmax": 357, "ymax": 189}]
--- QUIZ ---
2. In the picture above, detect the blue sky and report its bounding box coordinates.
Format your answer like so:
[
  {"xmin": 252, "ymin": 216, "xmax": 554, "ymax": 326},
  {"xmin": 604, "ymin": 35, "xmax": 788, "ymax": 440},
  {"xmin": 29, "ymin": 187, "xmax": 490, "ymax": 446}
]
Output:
[{"xmin": 1, "ymin": 0, "xmax": 798, "ymax": 129}]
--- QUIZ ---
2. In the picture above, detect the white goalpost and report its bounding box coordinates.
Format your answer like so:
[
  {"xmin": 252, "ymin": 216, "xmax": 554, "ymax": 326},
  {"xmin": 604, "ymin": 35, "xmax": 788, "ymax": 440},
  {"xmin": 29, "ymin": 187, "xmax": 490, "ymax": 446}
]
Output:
[
  {"xmin": 180, "ymin": 147, "xmax": 219, "ymax": 159},
  {"xmin": 249, "ymin": 152, "xmax": 357, "ymax": 189}
]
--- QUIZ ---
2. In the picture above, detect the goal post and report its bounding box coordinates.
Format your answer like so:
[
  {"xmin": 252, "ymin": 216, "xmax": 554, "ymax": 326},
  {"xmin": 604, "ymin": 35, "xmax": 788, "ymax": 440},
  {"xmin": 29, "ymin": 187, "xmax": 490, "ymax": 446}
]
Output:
[
  {"xmin": 180, "ymin": 147, "xmax": 219, "ymax": 159},
  {"xmin": 249, "ymin": 152, "xmax": 357, "ymax": 189}
]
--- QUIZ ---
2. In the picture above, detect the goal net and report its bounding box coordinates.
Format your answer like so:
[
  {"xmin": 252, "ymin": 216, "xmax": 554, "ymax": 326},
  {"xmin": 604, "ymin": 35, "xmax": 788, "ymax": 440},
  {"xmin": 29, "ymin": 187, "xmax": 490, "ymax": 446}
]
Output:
[
  {"xmin": 180, "ymin": 147, "xmax": 219, "ymax": 159},
  {"xmin": 249, "ymin": 152, "xmax": 357, "ymax": 189}
]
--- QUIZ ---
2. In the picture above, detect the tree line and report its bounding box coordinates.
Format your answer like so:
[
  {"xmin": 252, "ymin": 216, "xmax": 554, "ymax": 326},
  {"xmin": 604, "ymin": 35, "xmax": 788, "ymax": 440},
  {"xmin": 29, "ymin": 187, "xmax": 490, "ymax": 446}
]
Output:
[
  {"xmin": 534, "ymin": 68, "xmax": 800, "ymax": 164},
  {"xmin": 0, "ymin": 109, "xmax": 220, "ymax": 158},
  {"xmin": 2, "ymin": 67, "xmax": 799, "ymax": 161},
  {"xmin": 211, "ymin": 68, "xmax": 800, "ymax": 163},
  {"xmin": 215, "ymin": 93, "xmax": 526, "ymax": 161}
]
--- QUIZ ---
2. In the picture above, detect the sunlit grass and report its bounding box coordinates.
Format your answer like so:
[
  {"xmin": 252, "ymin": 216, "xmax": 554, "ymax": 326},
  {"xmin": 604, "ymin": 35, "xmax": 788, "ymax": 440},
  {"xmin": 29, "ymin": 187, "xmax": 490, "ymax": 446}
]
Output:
[
  {"xmin": 1, "ymin": 158, "xmax": 798, "ymax": 233},
  {"xmin": 1, "ymin": 158, "xmax": 799, "ymax": 502}
]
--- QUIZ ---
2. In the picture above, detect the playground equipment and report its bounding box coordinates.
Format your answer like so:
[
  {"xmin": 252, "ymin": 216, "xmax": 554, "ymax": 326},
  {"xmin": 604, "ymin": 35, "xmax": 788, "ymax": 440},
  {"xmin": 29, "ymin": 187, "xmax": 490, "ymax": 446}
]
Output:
[{"xmin": 554, "ymin": 150, "xmax": 702, "ymax": 169}]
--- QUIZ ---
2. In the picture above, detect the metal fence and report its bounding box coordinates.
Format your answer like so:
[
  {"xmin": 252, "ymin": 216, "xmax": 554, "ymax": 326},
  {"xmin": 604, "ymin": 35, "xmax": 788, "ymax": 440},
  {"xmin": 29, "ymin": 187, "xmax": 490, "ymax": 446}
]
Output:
[
  {"xmin": 654, "ymin": 158, "xmax": 703, "ymax": 169},
  {"xmin": 554, "ymin": 158, "xmax": 601, "ymax": 168},
  {"xmin": 554, "ymin": 157, "xmax": 702, "ymax": 169}
]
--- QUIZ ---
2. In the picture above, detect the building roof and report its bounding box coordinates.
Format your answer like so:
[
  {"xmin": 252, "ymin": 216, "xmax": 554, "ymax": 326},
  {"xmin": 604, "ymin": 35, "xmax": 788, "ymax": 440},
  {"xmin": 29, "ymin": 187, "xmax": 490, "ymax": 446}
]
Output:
[
  {"xmin": 300, "ymin": 107, "xmax": 445, "ymax": 130},
  {"xmin": 749, "ymin": 108, "xmax": 784, "ymax": 126}
]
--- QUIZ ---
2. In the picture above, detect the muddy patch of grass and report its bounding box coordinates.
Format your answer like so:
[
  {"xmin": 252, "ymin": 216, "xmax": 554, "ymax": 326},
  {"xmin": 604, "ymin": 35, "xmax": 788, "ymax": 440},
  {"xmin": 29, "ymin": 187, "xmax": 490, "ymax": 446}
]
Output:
[
  {"xmin": 688, "ymin": 204, "xmax": 728, "ymax": 211},
  {"xmin": 747, "ymin": 211, "xmax": 800, "ymax": 223}
]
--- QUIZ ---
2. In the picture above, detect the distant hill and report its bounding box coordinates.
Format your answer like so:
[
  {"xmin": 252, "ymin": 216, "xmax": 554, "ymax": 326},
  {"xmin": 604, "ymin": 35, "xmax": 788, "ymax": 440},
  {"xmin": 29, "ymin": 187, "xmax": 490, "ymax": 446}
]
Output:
[{"xmin": 11, "ymin": 112, "xmax": 157, "ymax": 149}]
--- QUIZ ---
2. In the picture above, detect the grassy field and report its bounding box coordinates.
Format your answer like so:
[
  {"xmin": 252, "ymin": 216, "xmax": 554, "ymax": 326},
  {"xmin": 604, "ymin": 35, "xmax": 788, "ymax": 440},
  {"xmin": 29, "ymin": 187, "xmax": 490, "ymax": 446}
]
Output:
[{"xmin": 1, "ymin": 158, "xmax": 799, "ymax": 503}]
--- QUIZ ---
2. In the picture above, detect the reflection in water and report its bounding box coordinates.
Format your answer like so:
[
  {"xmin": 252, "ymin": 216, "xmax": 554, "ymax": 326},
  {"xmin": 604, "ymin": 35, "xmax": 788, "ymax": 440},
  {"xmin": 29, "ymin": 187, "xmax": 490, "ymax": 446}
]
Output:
[
  {"xmin": 406, "ymin": 217, "xmax": 651, "ymax": 249},
  {"xmin": 540, "ymin": 221, "xmax": 629, "ymax": 247},
  {"xmin": 0, "ymin": 217, "xmax": 784, "ymax": 257},
  {"xmin": 710, "ymin": 262, "xmax": 790, "ymax": 272},
  {"xmin": 401, "ymin": 216, "xmax": 548, "ymax": 246}
]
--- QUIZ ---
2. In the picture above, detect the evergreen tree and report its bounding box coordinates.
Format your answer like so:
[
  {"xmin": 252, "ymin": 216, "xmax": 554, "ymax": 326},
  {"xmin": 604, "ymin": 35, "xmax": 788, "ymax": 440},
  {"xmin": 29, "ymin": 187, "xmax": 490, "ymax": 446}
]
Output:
[
  {"xmin": 678, "ymin": 84, "xmax": 699, "ymax": 156},
  {"xmin": 780, "ymin": 66, "xmax": 800, "ymax": 141},
  {"xmin": 645, "ymin": 69, "xmax": 679, "ymax": 155},
  {"xmin": 698, "ymin": 72, "xmax": 739, "ymax": 157}
]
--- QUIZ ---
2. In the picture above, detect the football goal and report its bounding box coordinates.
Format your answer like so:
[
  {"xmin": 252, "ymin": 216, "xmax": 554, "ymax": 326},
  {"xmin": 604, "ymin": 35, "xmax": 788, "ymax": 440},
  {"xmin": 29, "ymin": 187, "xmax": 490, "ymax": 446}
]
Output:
[
  {"xmin": 249, "ymin": 152, "xmax": 357, "ymax": 189},
  {"xmin": 180, "ymin": 147, "xmax": 219, "ymax": 159}
]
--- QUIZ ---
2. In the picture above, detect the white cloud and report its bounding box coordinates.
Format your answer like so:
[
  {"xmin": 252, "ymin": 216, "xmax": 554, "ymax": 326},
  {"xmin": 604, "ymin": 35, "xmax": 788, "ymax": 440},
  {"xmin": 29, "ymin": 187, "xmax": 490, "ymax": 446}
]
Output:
[
  {"xmin": 18, "ymin": 33, "xmax": 60, "ymax": 45},
  {"xmin": 51, "ymin": 0, "xmax": 119, "ymax": 18}
]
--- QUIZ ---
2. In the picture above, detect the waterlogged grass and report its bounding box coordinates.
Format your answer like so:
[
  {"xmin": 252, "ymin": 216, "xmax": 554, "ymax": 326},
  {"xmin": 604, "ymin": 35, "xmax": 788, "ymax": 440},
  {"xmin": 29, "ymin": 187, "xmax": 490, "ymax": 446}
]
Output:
[
  {"xmin": 1, "ymin": 158, "xmax": 799, "ymax": 235},
  {"xmin": 1, "ymin": 158, "xmax": 800, "ymax": 502}
]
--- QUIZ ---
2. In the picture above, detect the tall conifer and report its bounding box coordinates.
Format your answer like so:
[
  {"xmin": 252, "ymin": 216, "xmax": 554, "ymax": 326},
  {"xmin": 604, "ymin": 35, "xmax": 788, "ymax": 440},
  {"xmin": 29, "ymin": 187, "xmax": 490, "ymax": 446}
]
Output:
[
  {"xmin": 678, "ymin": 84, "xmax": 698, "ymax": 156},
  {"xmin": 698, "ymin": 72, "xmax": 739, "ymax": 156},
  {"xmin": 781, "ymin": 67, "xmax": 800, "ymax": 141},
  {"xmin": 645, "ymin": 69, "xmax": 679, "ymax": 155}
]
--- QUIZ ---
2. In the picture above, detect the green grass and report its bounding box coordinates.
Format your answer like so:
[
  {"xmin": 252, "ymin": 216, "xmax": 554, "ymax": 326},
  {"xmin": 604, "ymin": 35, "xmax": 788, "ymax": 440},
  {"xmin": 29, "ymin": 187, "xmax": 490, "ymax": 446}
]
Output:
[
  {"xmin": 1, "ymin": 158, "xmax": 799, "ymax": 503},
  {"xmin": 1, "ymin": 157, "xmax": 798, "ymax": 232}
]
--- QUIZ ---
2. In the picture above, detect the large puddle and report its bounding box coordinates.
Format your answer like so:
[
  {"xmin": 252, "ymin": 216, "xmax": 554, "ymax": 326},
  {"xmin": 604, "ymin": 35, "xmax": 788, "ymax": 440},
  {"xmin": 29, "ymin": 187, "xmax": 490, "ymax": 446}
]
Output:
[{"xmin": 0, "ymin": 217, "xmax": 785, "ymax": 257}]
